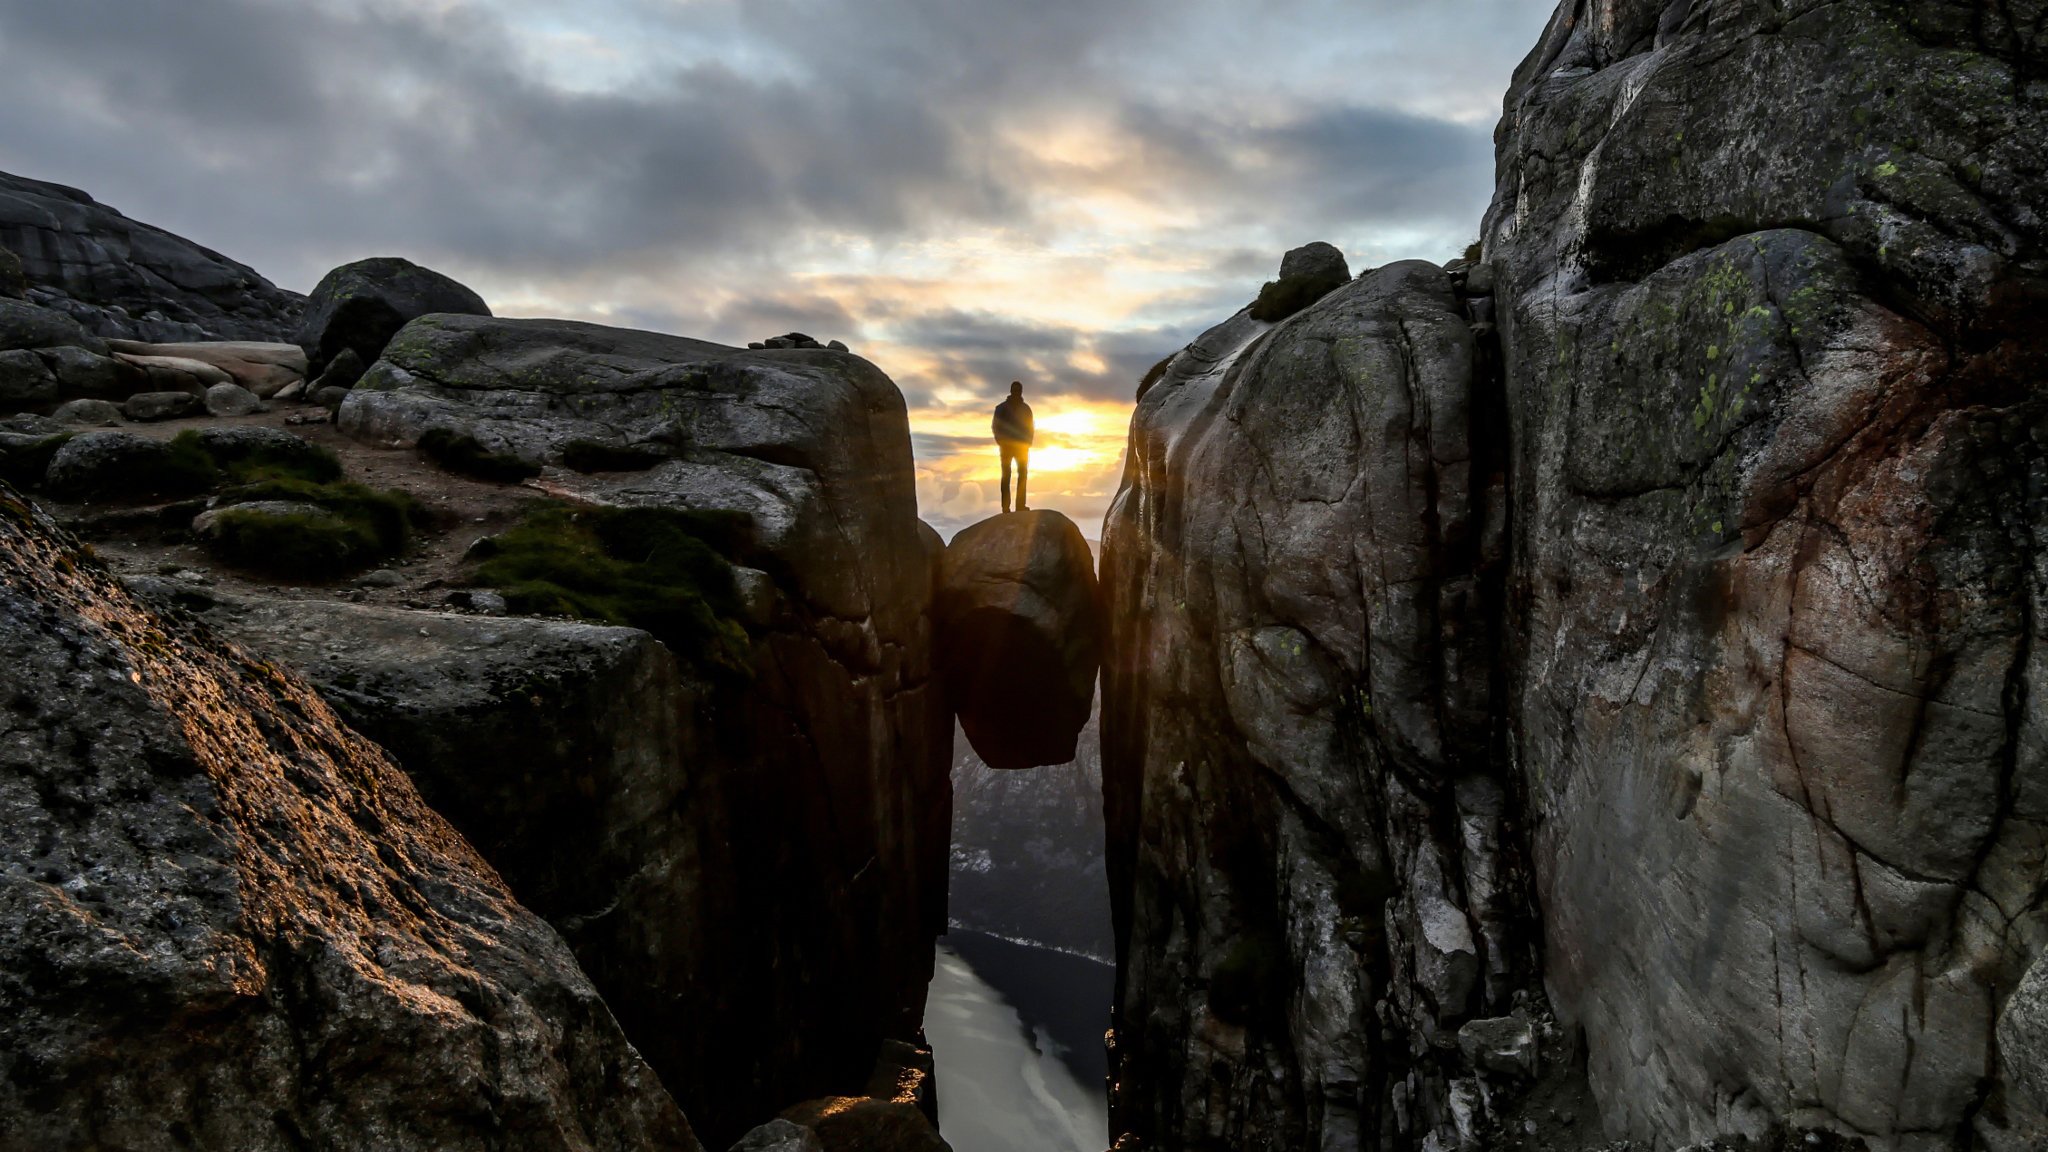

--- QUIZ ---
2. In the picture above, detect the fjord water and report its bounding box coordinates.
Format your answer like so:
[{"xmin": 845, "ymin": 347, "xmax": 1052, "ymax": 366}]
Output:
[{"xmin": 924, "ymin": 932, "xmax": 1112, "ymax": 1152}]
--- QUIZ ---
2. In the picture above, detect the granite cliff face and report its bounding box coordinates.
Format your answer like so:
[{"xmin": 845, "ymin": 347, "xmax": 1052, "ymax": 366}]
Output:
[
  {"xmin": 0, "ymin": 490, "xmax": 695, "ymax": 1151},
  {"xmin": 1102, "ymin": 3, "xmax": 2048, "ymax": 1151},
  {"xmin": 1483, "ymin": 3, "xmax": 2048, "ymax": 1148},
  {"xmin": 333, "ymin": 314, "xmax": 953, "ymax": 1147},
  {"xmin": 1102, "ymin": 259, "xmax": 1527, "ymax": 1150}
]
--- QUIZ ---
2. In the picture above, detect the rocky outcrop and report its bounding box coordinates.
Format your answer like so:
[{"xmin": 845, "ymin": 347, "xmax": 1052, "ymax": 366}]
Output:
[
  {"xmin": 1103, "ymin": 4, "xmax": 2048, "ymax": 1152},
  {"xmin": 332, "ymin": 315, "xmax": 951, "ymax": 1146},
  {"xmin": 296, "ymin": 257, "xmax": 489, "ymax": 379},
  {"xmin": 949, "ymin": 713, "xmax": 1112, "ymax": 961},
  {"xmin": 1480, "ymin": 3, "xmax": 2048, "ymax": 1149},
  {"xmin": 0, "ymin": 170, "xmax": 303, "ymax": 342},
  {"xmin": 0, "ymin": 489, "xmax": 695, "ymax": 1151},
  {"xmin": 936, "ymin": 510, "xmax": 1100, "ymax": 771},
  {"xmin": 1101, "ymin": 258, "xmax": 1523, "ymax": 1150}
]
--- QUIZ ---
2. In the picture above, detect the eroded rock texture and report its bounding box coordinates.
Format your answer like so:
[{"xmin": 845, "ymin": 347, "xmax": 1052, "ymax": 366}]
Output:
[
  {"xmin": 0, "ymin": 492, "xmax": 695, "ymax": 1151},
  {"xmin": 335, "ymin": 316, "xmax": 952, "ymax": 1146},
  {"xmin": 0, "ymin": 170, "xmax": 304, "ymax": 343},
  {"xmin": 937, "ymin": 509, "xmax": 1101, "ymax": 771},
  {"xmin": 1483, "ymin": 3, "xmax": 2048, "ymax": 1149},
  {"xmin": 1101, "ymin": 261, "xmax": 1524, "ymax": 1150}
]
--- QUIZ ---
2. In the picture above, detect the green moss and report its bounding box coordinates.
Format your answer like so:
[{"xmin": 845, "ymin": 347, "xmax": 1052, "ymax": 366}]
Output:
[
  {"xmin": 465, "ymin": 502, "xmax": 751, "ymax": 677},
  {"xmin": 419, "ymin": 428, "xmax": 542, "ymax": 483},
  {"xmin": 204, "ymin": 507, "xmax": 388, "ymax": 579},
  {"xmin": 172, "ymin": 430, "xmax": 344, "ymax": 486},
  {"xmin": 560, "ymin": 439, "xmax": 668, "ymax": 474}
]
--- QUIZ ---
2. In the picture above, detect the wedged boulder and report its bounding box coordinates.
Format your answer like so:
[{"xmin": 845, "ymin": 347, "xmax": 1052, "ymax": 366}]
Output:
[
  {"xmin": 296, "ymin": 256, "xmax": 489, "ymax": 377},
  {"xmin": 1248, "ymin": 240, "xmax": 1351, "ymax": 322},
  {"xmin": 107, "ymin": 338, "xmax": 308, "ymax": 397},
  {"xmin": 270, "ymin": 319, "xmax": 950, "ymax": 1146},
  {"xmin": 0, "ymin": 169, "xmax": 304, "ymax": 342},
  {"xmin": 0, "ymin": 488, "xmax": 697, "ymax": 1151},
  {"xmin": 936, "ymin": 509, "xmax": 1099, "ymax": 770}
]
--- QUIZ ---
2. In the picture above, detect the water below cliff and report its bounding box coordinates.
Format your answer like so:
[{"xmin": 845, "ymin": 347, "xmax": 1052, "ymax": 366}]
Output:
[{"xmin": 924, "ymin": 931, "xmax": 1111, "ymax": 1152}]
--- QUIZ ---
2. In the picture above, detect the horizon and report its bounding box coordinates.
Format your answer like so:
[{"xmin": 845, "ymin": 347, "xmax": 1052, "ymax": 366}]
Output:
[{"xmin": 0, "ymin": 0, "xmax": 1553, "ymax": 538}]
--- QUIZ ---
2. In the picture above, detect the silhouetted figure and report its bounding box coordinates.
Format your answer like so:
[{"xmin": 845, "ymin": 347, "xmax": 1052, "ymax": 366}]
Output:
[{"xmin": 992, "ymin": 381, "xmax": 1034, "ymax": 513}]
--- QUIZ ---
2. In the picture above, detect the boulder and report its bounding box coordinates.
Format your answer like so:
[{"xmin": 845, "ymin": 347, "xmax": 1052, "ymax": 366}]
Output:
[
  {"xmin": 0, "ymin": 169, "xmax": 304, "ymax": 342},
  {"xmin": 936, "ymin": 509, "xmax": 1100, "ymax": 770},
  {"xmin": 212, "ymin": 310, "xmax": 954, "ymax": 1151},
  {"xmin": 0, "ymin": 489, "xmax": 696, "ymax": 1151},
  {"xmin": 42, "ymin": 344, "xmax": 135, "ymax": 398},
  {"xmin": 123, "ymin": 390, "xmax": 200, "ymax": 422},
  {"xmin": 51, "ymin": 398, "xmax": 122, "ymax": 426},
  {"xmin": 1458, "ymin": 1016, "xmax": 1538, "ymax": 1080},
  {"xmin": 1248, "ymin": 241, "xmax": 1351, "ymax": 322},
  {"xmin": 0, "ymin": 245, "xmax": 22, "ymax": 297},
  {"xmin": 44, "ymin": 430, "xmax": 195, "ymax": 500},
  {"xmin": 309, "ymin": 345, "xmax": 367, "ymax": 393},
  {"xmin": 114, "ymin": 352, "xmax": 235, "ymax": 392},
  {"xmin": 203, "ymin": 381, "xmax": 262, "ymax": 416},
  {"xmin": 295, "ymin": 256, "xmax": 489, "ymax": 376},
  {"xmin": 2000, "ymin": 955, "xmax": 2048, "ymax": 1142},
  {"xmin": 107, "ymin": 339, "xmax": 307, "ymax": 397},
  {"xmin": 772, "ymin": 1099, "xmax": 949, "ymax": 1152},
  {"xmin": 729, "ymin": 1121, "xmax": 825, "ymax": 1152},
  {"xmin": 0, "ymin": 347, "xmax": 57, "ymax": 408}
]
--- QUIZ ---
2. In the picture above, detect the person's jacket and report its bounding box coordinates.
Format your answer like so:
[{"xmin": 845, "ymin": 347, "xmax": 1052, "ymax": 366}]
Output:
[{"xmin": 993, "ymin": 397, "xmax": 1034, "ymax": 446}]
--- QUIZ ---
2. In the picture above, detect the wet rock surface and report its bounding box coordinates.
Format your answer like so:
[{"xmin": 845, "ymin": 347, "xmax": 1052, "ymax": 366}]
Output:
[
  {"xmin": 936, "ymin": 509, "xmax": 1100, "ymax": 771},
  {"xmin": 0, "ymin": 489, "xmax": 696, "ymax": 1151}
]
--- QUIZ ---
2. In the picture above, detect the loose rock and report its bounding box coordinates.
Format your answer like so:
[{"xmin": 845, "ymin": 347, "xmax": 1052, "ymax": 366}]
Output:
[
  {"xmin": 51, "ymin": 398, "xmax": 122, "ymax": 426},
  {"xmin": 123, "ymin": 390, "xmax": 200, "ymax": 422},
  {"xmin": 203, "ymin": 381, "xmax": 262, "ymax": 416}
]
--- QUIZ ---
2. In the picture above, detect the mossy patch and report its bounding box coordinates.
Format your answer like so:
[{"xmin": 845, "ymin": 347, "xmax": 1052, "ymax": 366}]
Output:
[
  {"xmin": 419, "ymin": 428, "xmax": 542, "ymax": 483},
  {"xmin": 464, "ymin": 502, "xmax": 751, "ymax": 677},
  {"xmin": 201, "ymin": 473, "xmax": 420, "ymax": 580},
  {"xmin": 560, "ymin": 439, "xmax": 669, "ymax": 474}
]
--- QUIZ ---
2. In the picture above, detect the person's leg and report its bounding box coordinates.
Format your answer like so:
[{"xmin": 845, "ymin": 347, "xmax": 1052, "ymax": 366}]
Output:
[
  {"xmin": 999, "ymin": 443, "xmax": 1014, "ymax": 513},
  {"xmin": 1017, "ymin": 446, "xmax": 1029, "ymax": 510}
]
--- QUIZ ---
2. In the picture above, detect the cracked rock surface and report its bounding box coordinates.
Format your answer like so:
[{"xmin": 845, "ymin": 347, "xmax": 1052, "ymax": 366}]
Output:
[
  {"xmin": 1484, "ymin": 2, "xmax": 2048, "ymax": 1148},
  {"xmin": 0, "ymin": 490, "xmax": 695, "ymax": 1151},
  {"xmin": 334, "ymin": 313, "xmax": 952, "ymax": 1147},
  {"xmin": 1101, "ymin": 260, "xmax": 1526, "ymax": 1150}
]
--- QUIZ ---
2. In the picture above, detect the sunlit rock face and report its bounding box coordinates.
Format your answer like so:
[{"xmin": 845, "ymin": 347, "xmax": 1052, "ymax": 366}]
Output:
[
  {"xmin": 0, "ymin": 490, "xmax": 695, "ymax": 1151},
  {"xmin": 1100, "ymin": 261, "xmax": 1526, "ymax": 1150},
  {"xmin": 937, "ymin": 509, "xmax": 1101, "ymax": 771},
  {"xmin": 1485, "ymin": 2, "xmax": 2047, "ymax": 1148},
  {"xmin": 328, "ymin": 315, "xmax": 953, "ymax": 1148}
]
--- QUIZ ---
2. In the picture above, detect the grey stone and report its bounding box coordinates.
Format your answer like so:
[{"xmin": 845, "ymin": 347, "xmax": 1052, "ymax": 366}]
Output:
[
  {"xmin": 356, "ymin": 568, "xmax": 404, "ymax": 588},
  {"xmin": 203, "ymin": 381, "xmax": 261, "ymax": 417},
  {"xmin": 114, "ymin": 352, "xmax": 234, "ymax": 393},
  {"xmin": 936, "ymin": 509, "xmax": 1100, "ymax": 771},
  {"xmin": 50, "ymin": 398, "xmax": 122, "ymax": 426},
  {"xmin": 0, "ymin": 245, "xmax": 21, "ymax": 297},
  {"xmin": 192, "ymin": 501, "xmax": 340, "ymax": 542},
  {"xmin": 1248, "ymin": 241, "xmax": 1351, "ymax": 322},
  {"xmin": 294, "ymin": 257, "xmax": 489, "ymax": 376},
  {"xmin": 1458, "ymin": 1016, "xmax": 1537, "ymax": 1080},
  {"xmin": 106, "ymin": 339, "xmax": 306, "ymax": 397},
  {"xmin": 0, "ymin": 169, "xmax": 304, "ymax": 342},
  {"xmin": 312, "ymin": 384, "xmax": 352, "ymax": 409},
  {"xmin": 42, "ymin": 344, "xmax": 133, "ymax": 398},
  {"xmin": 0, "ymin": 493, "xmax": 697, "ymax": 1151},
  {"xmin": 729, "ymin": 1120, "xmax": 824, "ymax": 1152},
  {"xmin": 0, "ymin": 297, "xmax": 106, "ymax": 354},
  {"xmin": 1462, "ymin": 261, "xmax": 1494, "ymax": 296},
  {"xmin": 310, "ymin": 345, "xmax": 367, "ymax": 394},
  {"xmin": 0, "ymin": 347, "xmax": 57, "ymax": 408},
  {"xmin": 828, "ymin": 339, "xmax": 849, "ymax": 352},
  {"xmin": 123, "ymin": 390, "xmax": 199, "ymax": 422}
]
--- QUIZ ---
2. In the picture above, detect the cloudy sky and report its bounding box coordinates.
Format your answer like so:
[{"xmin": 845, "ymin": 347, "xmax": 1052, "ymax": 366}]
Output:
[{"xmin": 0, "ymin": 0, "xmax": 1552, "ymax": 536}]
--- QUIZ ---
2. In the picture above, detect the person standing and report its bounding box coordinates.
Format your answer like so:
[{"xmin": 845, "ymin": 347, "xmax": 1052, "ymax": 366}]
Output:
[{"xmin": 992, "ymin": 381, "xmax": 1034, "ymax": 513}]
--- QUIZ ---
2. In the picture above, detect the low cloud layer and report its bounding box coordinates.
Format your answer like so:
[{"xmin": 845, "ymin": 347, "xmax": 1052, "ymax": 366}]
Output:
[{"xmin": 0, "ymin": 0, "xmax": 1554, "ymax": 535}]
